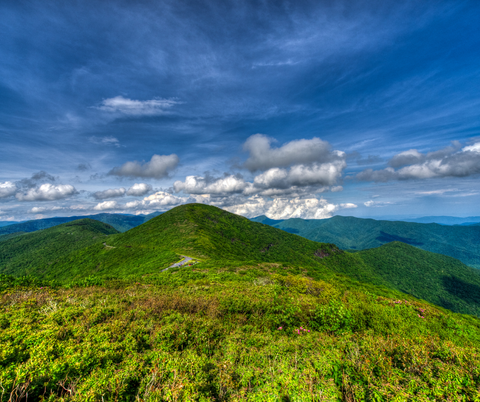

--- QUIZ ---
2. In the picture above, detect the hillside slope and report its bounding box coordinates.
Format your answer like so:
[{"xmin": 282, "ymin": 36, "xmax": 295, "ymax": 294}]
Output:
[
  {"xmin": 0, "ymin": 219, "xmax": 119, "ymax": 276},
  {"xmin": 358, "ymin": 242, "xmax": 480, "ymax": 317},
  {"xmin": 36, "ymin": 204, "xmax": 381, "ymax": 284},
  {"xmin": 252, "ymin": 215, "xmax": 480, "ymax": 268}
]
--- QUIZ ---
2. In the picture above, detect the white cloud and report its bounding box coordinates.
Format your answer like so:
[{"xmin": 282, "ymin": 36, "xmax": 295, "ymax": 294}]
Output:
[
  {"xmin": 243, "ymin": 134, "xmax": 343, "ymax": 172},
  {"xmin": 358, "ymin": 141, "xmax": 480, "ymax": 182},
  {"xmin": 93, "ymin": 200, "xmax": 120, "ymax": 211},
  {"xmin": 0, "ymin": 181, "xmax": 17, "ymax": 198},
  {"xmin": 331, "ymin": 186, "xmax": 343, "ymax": 192},
  {"xmin": 364, "ymin": 200, "xmax": 392, "ymax": 207},
  {"xmin": 143, "ymin": 191, "xmax": 184, "ymax": 207},
  {"xmin": 220, "ymin": 195, "xmax": 357, "ymax": 219},
  {"xmin": 93, "ymin": 187, "xmax": 126, "ymax": 199},
  {"xmin": 122, "ymin": 192, "xmax": 184, "ymax": 211},
  {"xmin": 28, "ymin": 206, "xmax": 65, "ymax": 214},
  {"xmin": 174, "ymin": 175, "xmax": 249, "ymax": 195},
  {"xmin": 109, "ymin": 154, "xmax": 179, "ymax": 179},
  {"xmin": 89, "ymin": 136, "xmax": 120, "ymax": 147},
  {"xmin": 126, "ymin": 183, "xmax": 153, "ymax": 196},
  {"xmin": 253, "ymin": 161, "xmax": 345, "ymax": 189},
  {"xmin": 97, "ymin": 96, "xmax": 179, "ymax": 116},
  {"xmin": 16, "ymin": 184, "xmax": 77, "ymax": 201}
]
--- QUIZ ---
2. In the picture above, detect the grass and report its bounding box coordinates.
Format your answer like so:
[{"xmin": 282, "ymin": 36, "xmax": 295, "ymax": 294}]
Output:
[
  {"xmin": 0, "ymin": 219, "xmax": 119, "ymax": 277},
  {"xmin": 1, "ymin": 264, "xmax": 480, "ymax": 401}
]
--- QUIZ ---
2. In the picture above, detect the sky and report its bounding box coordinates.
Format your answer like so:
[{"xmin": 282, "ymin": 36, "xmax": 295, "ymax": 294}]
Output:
[{"xmin": 1, "ymin": 0, "xmax": 480, "ymax": 221}]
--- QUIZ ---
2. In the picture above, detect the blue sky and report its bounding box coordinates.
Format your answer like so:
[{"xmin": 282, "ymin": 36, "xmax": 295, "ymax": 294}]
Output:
[{"xmin": 1, "ymin": 0, "xmax": 480, "ymax": 221}]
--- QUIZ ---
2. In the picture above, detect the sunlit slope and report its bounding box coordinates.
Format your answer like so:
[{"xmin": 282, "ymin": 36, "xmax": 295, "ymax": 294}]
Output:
[
  {"xmin": 29, "ymin": 204, "xmax": 381, "ymax": 283},
  {"xmin": 0, "ymin": 219, "xmax": 119, "ymax": 276},
  {"xmin": 358, "ymin": 242, "xmax": 480, "ymax": 316},
  {"xmin": 253, "ymin": 215, "xmax": 480, "ymax": 268}
]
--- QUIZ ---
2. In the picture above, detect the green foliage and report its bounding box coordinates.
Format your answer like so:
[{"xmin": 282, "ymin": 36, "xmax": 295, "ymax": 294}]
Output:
[
  {"xmin": 358, "ymin": 242, "xmax": 480, "ymax": 317},
  {"xmin": 0, "ymin": 269, "xmax": 480, "ymax": 401},
  {"xmin": 0, "ymin": 213, "xmax": 146, "ymax": 236},
  {"xmin": 0, "ymin": 219, "xmax": 118, "ymax": 277}
]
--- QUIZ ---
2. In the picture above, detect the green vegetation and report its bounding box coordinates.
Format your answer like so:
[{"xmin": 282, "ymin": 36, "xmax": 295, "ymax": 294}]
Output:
[
  {"xmin": 0, "ymin": 219, "xmax": 118, "ymax": 277},
  {"xmin": 358, "ymin": 242, "xmax": 480, "ymax": 317},
  {"xmin": 2, "ymin": 204, "xmax": 480, "ymax": 317},
  {"xmin": 1, "ymin": 267, "xmax": 480, "ymax": 401},
  {"xmin": 252, "ymin": 214, "xmax": 480, "ymax": 268},
  {"xmin": 2, "ymin": 204, "xmax": 480, "ymax": 400},
  {"xmin": 0, "ymin": 213, "xmax": 148, "ymax": 237}
]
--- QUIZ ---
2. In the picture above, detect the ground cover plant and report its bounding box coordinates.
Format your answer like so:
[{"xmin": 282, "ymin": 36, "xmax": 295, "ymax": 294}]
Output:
[{"xmin": 1, "ymin": 265, "xmax": 480, "ymax": 401}]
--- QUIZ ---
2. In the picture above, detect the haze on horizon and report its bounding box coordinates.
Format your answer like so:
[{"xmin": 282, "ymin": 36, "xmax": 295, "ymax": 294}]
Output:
[{"xmin": 1, "ymin": 0, "xmax": 480, "ymax": 222}]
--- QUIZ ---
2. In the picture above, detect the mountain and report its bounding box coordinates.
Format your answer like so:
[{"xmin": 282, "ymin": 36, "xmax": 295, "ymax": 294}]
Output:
[
  {"xmin": 19, "ymin": 203, "xmax": 380, "ymax": 285},
  {"xmin": 403, "ymin": 216, "xmax": 480, "ymax": 225},
  {"xmin": 2, "ymin": 204, "xmax": 480, "ymax": 399},
  {"xmin": 0, "ymin": 213, "xmax": 147, "ymax": 237},
  {"xmin": 252, "ymin": 214, "xmax": 480, "ymax": 269},
  {"xmin": 2, "ymin": 203, "xmax": 480, "ymax": 317},
  {"xmin": 359, "ymin": 242, "xmax": 480, "ymax": 317},
  {"xmin": 0, "ymin": 219, "xmax": 119, "ymax": 277},
  {"xmin": 0, "ymin": 221, "xmax": 21, "ymax": 227}
]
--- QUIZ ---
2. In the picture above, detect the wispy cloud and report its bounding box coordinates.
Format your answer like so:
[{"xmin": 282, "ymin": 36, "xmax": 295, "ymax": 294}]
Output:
[
  {"xmin": 96, "ymin": 96, "xmax": 180, "ymax": 116},
  {"xmin": 89, "ymin": 136, "xmax": 121, "ymax": 147}
]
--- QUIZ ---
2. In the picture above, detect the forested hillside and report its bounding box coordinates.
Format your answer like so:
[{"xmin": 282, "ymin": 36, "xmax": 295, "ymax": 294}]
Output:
[{"xmin": 252, "ymin": 215, "xmax": 480, "ymax": 268}]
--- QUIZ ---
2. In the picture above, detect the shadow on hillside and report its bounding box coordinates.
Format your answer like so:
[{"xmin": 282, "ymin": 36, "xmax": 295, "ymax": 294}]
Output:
[
  {"xmin": 376, "ymin": 231, "xmax": 424, "ymax": 246},
  {"xmin": 442, "ymin": 275, "xmax": 480, "ymax": 305}
]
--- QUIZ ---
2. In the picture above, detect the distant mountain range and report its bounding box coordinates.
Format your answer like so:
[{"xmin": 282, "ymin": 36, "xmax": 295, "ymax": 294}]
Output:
[
  {"xmin": 252, "ymin": 215, "xmax": 480, "ymax": 269},
  {"xmin": 1, "ymin": 203, "xmax": 480, "ymax": 316},
  {"xmin": 0, "ymin": 212, "xmax": 162, "ymax": 238}
]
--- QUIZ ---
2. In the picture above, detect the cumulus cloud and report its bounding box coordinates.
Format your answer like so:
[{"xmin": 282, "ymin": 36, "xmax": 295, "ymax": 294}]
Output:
[
  {"xmin": 89, "ymin": 136, "xmax": 120, "ymax": 147},
  {"xmin": 97, "ymin": 96, "xmax": 179, "ymax": 116},
  {"xmin": 126, "ymin": 183, "xmax": 153, "ymax": 196},
  {"xmin": 243, "ymin": 134, "xmax": 343, "ymax": 172},
  {"xmin": 15, "ymin": 184, "xmax": 77, "ymax": 201},
  {"xmin": 222, "ymin": 196, "xmax": 357, "ymax": 219},
  {"xmin": 0, "ymin": 182, "xmax": 17, "ymax": 198},
  {"xmin": 174, "ymin": 174, "xmax": 249, "ymax": 195},
  {"xmin": 174, "ymin": 162, "xmax": 344, "ymax": 198},
  {"xmin": 388, "ymin": 149, "xmax": 424, "ymax": 168},
  {"xmin": 143, "ymin": 191, "xmax": 184, "ymax": 207},
  {"xmin": 92, "ymin": 187, "xmax": 126, "ymax": 199},
  {"xmin": 253, "ymin": 161, "xmax": 345, "ymax": 189},
  {"xmin": 93, "ymin": 200, "xmax": 120, "ymax": 211},
  {"xmin": 28, "ymin": 206, "xmax": 65, "ymax": 214},
  {"xmin": 358, "ymin": 141, "xmax": 480, "ymax": 182},
  {"xmin": 109, "ymin": 154, "xmax": 179, "ymax": 179},
  {"xmin": 124, "ymin": 191, "xmax": 185, "ymax": 211}
]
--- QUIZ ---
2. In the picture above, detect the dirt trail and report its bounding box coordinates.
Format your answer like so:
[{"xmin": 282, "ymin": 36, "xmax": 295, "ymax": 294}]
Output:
[{"xmin": 162, "ymin": 256, "xmax": 193, "ymax": 272}]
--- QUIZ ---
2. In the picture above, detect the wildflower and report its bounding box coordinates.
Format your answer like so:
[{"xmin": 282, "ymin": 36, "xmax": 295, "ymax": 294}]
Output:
[{"xmin": 278, "ymin": 327, "xmax": 283, "ymax": 330}]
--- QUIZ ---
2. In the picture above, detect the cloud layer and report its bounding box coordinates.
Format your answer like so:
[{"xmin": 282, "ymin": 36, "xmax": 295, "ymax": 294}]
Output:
[{"xmin": 358, "ymin": 142, "xmax": 480, "ymax": 182}]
